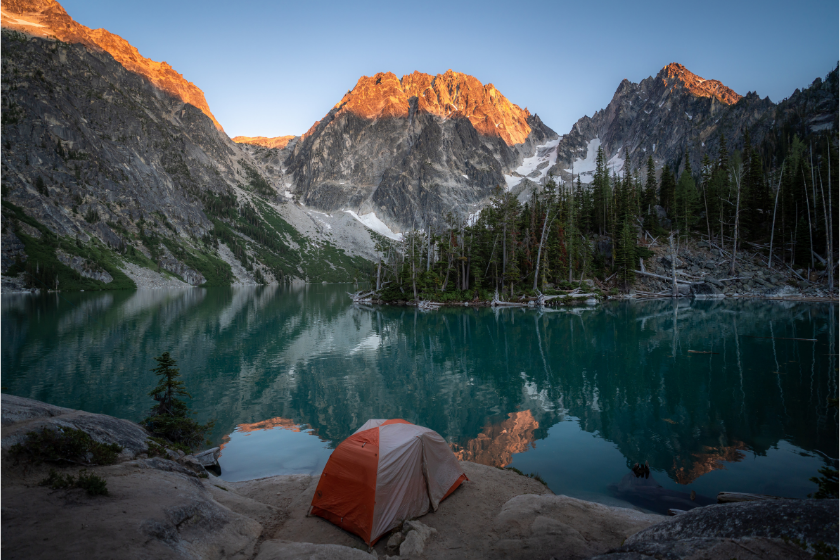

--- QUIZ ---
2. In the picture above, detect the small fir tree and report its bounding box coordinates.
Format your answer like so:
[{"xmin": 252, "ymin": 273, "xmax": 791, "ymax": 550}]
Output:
[{"xmin": 143, "ymin": 352, "xmax": 214, "ymax": 450}]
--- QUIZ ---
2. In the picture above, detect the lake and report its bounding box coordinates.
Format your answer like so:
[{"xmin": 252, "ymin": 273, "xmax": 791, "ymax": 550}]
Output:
[{"xmin": 2, "ymin": 285, "xmax": 837, "ymax": 513}]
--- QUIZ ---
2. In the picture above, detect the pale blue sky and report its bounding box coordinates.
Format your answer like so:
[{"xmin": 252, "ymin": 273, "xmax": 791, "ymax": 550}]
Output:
[{"xmin": 61, "ymin": 0, "xmax": 839, "ymax": 138}]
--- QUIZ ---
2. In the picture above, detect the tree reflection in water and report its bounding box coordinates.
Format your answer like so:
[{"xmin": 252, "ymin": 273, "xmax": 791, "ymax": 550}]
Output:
[{"xmin": 2, "ymin": 287, "xmax": 837, "ymax": 503}]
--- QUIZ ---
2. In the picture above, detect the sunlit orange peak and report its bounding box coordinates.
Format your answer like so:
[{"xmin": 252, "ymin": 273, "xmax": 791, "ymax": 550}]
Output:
[
  {"xmin": 232, "ymin": 135, "xmax": 296, "ymax": 150},
  {"xmin": 661, "ymin": 62, "xmax": 742, "ymax": 105},
  {"xmin": 326, "ymin": 69, "xmax": 532, "ymax": 146},
  {"xmin": 1, "ymin": 0, "xmax": 224, "ymax": 131}
]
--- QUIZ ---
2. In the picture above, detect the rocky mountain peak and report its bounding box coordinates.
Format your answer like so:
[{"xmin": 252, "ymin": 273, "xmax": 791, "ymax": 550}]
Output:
[
  {"xmin": 658, "ymin": 62, "xmax": 742, "ymax": 105},
  {"xmin": 232, "ymin": 135, "xmax": 296, "ymax": 149},
  {"xmin": 1, "ymin": 0, "xmax": 224, "ymax": 131},
  {"xmin": 325, "ymin": 69, "xmax": 532, "ymax": 145}
]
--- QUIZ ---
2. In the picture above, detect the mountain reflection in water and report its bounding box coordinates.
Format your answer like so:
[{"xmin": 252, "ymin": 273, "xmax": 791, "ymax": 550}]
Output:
[{"xmin": 2, "ymin": 285, "xmax": 837, "ymax": 506}]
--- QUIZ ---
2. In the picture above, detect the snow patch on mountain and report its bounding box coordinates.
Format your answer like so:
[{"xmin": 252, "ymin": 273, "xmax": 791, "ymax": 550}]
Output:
[
  {"xmin": 504, "ymin": 138, "xmax": 560, "ymax": 190},
  {"xmin": 607, "ymin": 152, "xmax": 625, "ymax": 174},
  {"xmin": 344, "ymin": 210, "xmax": 402, "ymax": 240},
  {"xmin": 566, "ymin": 138, "xmax": 601, "ymax": 183}
]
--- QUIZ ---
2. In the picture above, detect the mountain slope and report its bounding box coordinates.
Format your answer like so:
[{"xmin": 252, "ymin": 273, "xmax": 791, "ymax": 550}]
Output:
[
  {"xmin": 0, "ymin": 19, "xmax": 372, "ymax": 290},
  {"xmin": 281, "ymin": 70, "xmax": 557, "ymax": 231},
  {"xmin": 1, "ymin": 0, "xmax": 224, "ymax": 131},
  {"xmin": 546, "ymin": 62, "xmax": 837, "ymax": 184}
]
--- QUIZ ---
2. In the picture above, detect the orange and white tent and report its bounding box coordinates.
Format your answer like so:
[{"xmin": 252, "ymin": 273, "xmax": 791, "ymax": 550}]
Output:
[{"xmin": 310, "ymin": 419, "xmax": 467, "ymax": 545}]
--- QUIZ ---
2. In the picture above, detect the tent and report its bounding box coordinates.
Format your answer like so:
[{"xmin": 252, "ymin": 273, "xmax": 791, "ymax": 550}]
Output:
[{"xmin": 309, "ymin": 419, "xmax": 467, "ymax": 545}]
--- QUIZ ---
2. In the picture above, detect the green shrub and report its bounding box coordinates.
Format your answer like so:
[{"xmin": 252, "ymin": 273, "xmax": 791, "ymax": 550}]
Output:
[
  {"xmin": 146, "ymin": 436, "xmax": 191, "ymax": 457},
  {"xmin": 39, "ymin": 468, "xmax": 108, "ymax": 496},
  {"xmin": 809, "ymin": 466, "xmax": 839, "ymax": 499},
  {"xmin": 9, "ymin": 427, "xmax": 122, "ymax": 466},
  {"xmin": 504, "ymin": 467, "xmax": 548, "ymax": 487}
]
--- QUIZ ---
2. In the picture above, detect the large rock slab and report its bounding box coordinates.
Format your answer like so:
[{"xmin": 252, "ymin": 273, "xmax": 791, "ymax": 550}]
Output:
[
  {"xmin": 255, "ymin": 540, "xmax": 375, "ymax": 560},
  {"xmin": 492, "ymin": 494, "xmax": 662, "ymax": 560},
  {"xmin": 56, "ymin": 249, "xmax": 114, "ymax": 283},
  {"xmin": 592, "ymin": 499, "xmax": 839, "ymax": 559},
  {"xmin": 1, "ymin": 459, "xmax": 262, "ymax": 560},
  {"xmin": 1, "ymin": 394, "xmax": 150, "ymax": 458}
]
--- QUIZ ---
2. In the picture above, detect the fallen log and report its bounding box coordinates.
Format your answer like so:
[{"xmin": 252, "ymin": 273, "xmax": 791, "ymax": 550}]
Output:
[
  {"xmin": 634, "ymin": 270, "xmax": 691, "ymax": 284},
  {"xmin": 743, "ymin": 335, "xmax": 817, "ymax": 342},
  {"xmin": 813, "ymin": 250, "xmax": 828, "ymax": 266}
]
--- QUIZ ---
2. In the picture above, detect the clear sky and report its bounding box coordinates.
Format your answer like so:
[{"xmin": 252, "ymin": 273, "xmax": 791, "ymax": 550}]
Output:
[{"xmin": 61, "ymin": 0, "xmax": 839, "ymax": 139}]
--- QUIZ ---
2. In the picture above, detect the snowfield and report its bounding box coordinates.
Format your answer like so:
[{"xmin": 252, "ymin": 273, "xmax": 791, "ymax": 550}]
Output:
[
  {"xmin": 344, "ymin": 210, "xmax": 402, "ymax": 240},
  {"xmin": 504, "ymin": 138, "xmax": 560, "ymax": 190},
  {"xmin": 566, "ymin": 138, "xmax": 601, "ymax": 183}
]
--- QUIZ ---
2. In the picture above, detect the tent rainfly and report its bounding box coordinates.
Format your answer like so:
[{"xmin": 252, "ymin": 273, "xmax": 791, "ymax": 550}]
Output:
[{"xmin": 309, "ymin": 419, "xmax": 467, "ymax": 545}]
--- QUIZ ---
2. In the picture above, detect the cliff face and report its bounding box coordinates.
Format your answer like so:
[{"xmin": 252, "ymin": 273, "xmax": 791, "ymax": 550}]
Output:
[
  {"xmin": 548, "ymin": 62, "xmax": 837, "ymax": 184},
  {"xmin": 547, "ymin": 62, "xmax": 764, "ymax": 184},
  {"xmin": 323, "ymin": 70, "xmax": 533, "ymax": 146},
  {"xmin": 1, "ymin": 0, "xmax": 224, "ymax": 131},
  {"xmin": 284, "ymin": 70, "xmax": 556, "ymax": 231},
  {"xmin": 660, "ymin": 62, "xmax": 742, "ymax": 105},
  {"xmin": 0, "ymin": 22, "xmax": 370, "ymax": 287}
]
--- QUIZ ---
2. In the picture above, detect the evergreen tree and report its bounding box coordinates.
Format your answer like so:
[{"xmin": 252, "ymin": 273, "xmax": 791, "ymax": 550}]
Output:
[
  {"xmin": 659, "ymin": 164, "xmax": 676, "ymax": 219},
  {"xmin": 144, "ymin": 353, "xmax": 214, "ymax": 450},
  {"xmin": 592, "ymin": 146, "xmax": 609, "ymax": 235},
  {"xmin": 675, "ymin": 159, "xmax": 699, "ymax": 237}
]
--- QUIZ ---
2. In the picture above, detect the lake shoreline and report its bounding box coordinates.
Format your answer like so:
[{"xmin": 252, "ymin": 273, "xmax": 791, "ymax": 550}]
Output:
[{"xmin": 3, "ymin": 394, "xmax": 837, "ymax": 560}]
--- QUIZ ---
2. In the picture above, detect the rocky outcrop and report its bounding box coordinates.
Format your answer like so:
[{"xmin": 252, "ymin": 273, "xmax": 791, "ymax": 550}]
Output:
[
  {"xmin": 592, "ymin": 499, "xmax": 839, "ymax": 559},
  {"xmin": 7, "ymin": 396, "xmax": 834, "ymax": 560},
  {"xmin": 1, "ymin": 0, "xmax": 223, "ymax": 131},
  {"xmin": 1, "ymin": 8, "xmax": 372, "ymax": 286},
  {"xmin": 56, "ymin": 248, "xmax": 113, "ymax": 283},
  {"xmin": 320, "ymin": 70, "xmax": 534, "ymax": 146},
  {"xmin": 548, "ymin": 62, "xmax": 837, "ymax": 186},
  {"xmin": 232, "ymin": 136, "xmax": 297, "ymax": 150},
  {"xmin": 283, "ymin": 71, "xmax": 556, "ymax": 230},
  {"xmin": 1, "ymin": 229, "xmax": 26, "ymax": 273},
  {"xmin": 1, "ymin": 394, "xmax": 150, "ymax": 458},
  {"xmin": 661, "ymin": 62, "xmax": 742, "ymax": 105},
  {"xmin": 492, "ymin": 494, "xmax": 662, "ymax": 560},
  {"xmin": 158, "ymin": 245, "xmax": 205, "ymax": 286}
]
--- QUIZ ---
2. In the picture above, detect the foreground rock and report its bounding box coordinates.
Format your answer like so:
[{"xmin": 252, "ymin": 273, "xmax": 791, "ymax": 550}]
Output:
[
  {"xmin": 592, "ymin": 499, "xmax": 839, "ymax": 559},
  {"xmin": 213, "ymin": 461, "xmax": 662, "ymax": 560},
  {"xmin": 3, "ymin": 396, "xmax": 836, "ymax": 560},
  {"xmin": 1, "ymin": 394, "xmax": 150, "ymax": 459}
]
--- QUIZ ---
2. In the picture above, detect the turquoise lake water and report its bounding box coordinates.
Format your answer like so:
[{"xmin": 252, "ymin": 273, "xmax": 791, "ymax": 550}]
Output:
[{"xmin": 2, "ymin": 285, "xmax": 837, "ymax": 513}]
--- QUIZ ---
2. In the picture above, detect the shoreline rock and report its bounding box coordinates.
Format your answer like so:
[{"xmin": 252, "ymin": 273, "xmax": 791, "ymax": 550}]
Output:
[{"xmin": 2, "ymin": 395, "xmax": 836, "ymax": 560}]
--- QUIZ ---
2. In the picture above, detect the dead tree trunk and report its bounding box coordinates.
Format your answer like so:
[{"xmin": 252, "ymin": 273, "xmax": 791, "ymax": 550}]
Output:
[
  {"xmin": 801, "ymin": 168, "xmax": 815, "ymax": 270},
  {"xmin": 533, "ymin": 205, "xmax": 555, "ymax": 291},
  {"xmin": 828, "ymin": 145, "xmax": 835, "ymax": 291},
  {"xmin": 730, "ymin": 171, "xmax": 742, "ymax": 275},
  {"xmin": 669, "ymin": 232, "xmax": 678, "ymax": 298},
  {"xmin": 768, "ymin": 161, "xmax": 785, "ymax": 268}
]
